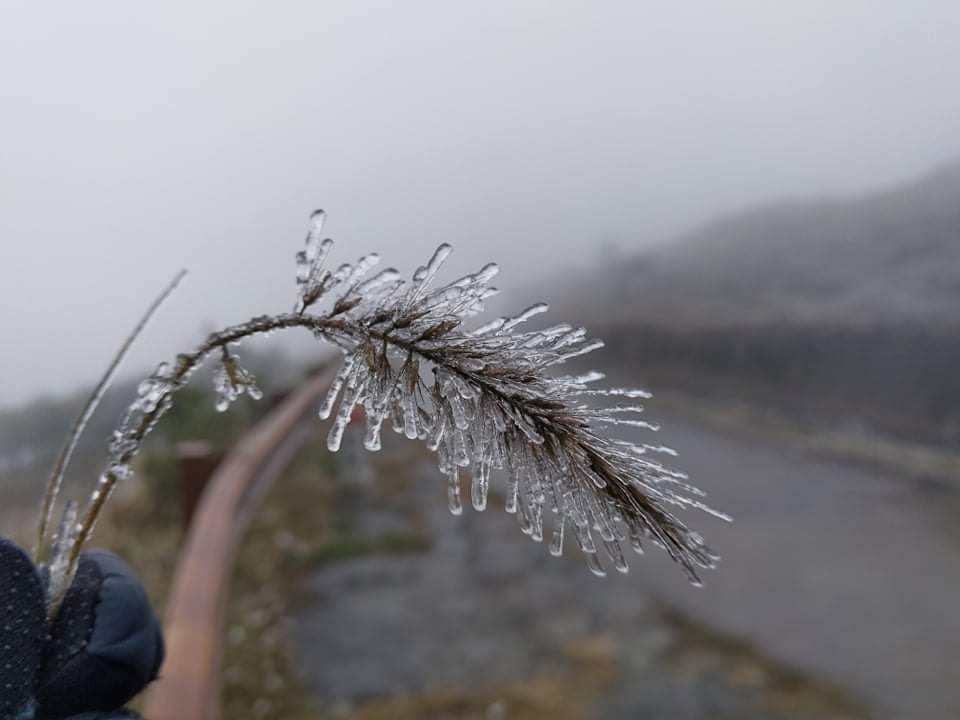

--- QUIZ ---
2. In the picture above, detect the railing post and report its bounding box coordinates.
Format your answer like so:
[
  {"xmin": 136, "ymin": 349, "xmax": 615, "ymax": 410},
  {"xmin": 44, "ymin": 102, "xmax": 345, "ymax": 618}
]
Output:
[{"xmin": 175, "ymin": 442, "xmax": 221, "ymax": 529}]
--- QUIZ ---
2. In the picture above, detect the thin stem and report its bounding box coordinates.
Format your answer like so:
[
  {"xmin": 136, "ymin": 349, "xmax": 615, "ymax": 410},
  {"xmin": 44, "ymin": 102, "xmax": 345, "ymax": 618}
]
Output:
[{"xmin": 35, "ymin": 270, "xmax": 187, "ymax": 564}]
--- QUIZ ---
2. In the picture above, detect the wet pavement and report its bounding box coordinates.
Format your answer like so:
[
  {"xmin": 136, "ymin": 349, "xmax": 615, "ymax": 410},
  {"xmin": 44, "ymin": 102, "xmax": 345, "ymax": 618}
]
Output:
[
  {"xmin": 629, "ymin": 410, "xmax": 960, "ymax": 720},
  {"xmin": 289, "ymin": 418, "xmax": 898, "ymax": 719}
]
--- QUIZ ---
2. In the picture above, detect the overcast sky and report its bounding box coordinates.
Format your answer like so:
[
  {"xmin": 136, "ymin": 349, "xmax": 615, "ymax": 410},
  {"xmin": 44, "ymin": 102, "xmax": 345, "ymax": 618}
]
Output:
[{"xmin": 2, "ymin": 2, "xmax": 959, "ymax": 408}]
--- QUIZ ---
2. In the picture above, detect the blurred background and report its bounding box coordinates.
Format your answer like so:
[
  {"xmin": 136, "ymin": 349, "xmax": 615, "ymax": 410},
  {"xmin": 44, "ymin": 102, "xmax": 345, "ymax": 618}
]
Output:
[{"xmin": 2, "ymin": 3, "xmax": 958, "ymax": 719}]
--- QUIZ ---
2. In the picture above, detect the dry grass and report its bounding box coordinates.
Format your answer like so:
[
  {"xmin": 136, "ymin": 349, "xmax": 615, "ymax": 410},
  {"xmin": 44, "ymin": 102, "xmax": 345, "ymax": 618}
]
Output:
[{"xmin": 349, "ymin": 637, "xmax": 619, "ymax": 720}]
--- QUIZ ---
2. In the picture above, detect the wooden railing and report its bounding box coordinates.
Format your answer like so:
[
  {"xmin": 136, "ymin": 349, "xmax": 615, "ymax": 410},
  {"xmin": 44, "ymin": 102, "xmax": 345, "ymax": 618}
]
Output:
[{"xmin": 144, "ymin": 366, "xmax": 336, "ymax": 720}]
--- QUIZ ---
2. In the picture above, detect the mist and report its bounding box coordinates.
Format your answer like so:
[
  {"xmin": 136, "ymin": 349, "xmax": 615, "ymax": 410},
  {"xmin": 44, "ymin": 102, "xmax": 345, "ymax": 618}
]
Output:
[{"xmin": 3, "ymin": 1, "xmax": 960, "ymax": 407}]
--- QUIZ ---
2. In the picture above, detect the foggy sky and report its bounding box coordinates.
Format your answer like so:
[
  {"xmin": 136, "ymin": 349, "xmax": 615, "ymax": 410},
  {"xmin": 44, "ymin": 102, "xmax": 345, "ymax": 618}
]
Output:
[{"xmin": 2, "ymin": 2, "xmax": 960, "ymax": 408}]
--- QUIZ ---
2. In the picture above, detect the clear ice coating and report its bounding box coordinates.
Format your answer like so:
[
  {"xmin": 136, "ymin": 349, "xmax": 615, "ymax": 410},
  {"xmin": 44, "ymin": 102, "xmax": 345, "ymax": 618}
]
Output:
[
  {"xmin": 213, "ymin": 349, "xmax": 263, "ymax": 412},
  {"xmin": 294, "ymin": 209, "xmax": 335, "ymax": 313},
  {"xmin": 63, "ymin": 211, "xmax": 725, "ymax": 600},
  {"xmin": 45, "ymin": 500, "xmax": 81, "ymax": 616},
  {"xmin": 287, "ymin": 217, "xmax": 726, "ymax": 583}
]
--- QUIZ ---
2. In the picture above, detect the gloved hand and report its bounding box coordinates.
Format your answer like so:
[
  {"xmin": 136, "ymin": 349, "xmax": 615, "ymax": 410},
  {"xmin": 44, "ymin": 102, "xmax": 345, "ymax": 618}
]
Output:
[
  {"xmin": 0, "ymin": 539, "xmax": 164, "ymax": 720},
  {"xmin": 0, "ymin": 539, "xmax": 46, "ymax": 720}
]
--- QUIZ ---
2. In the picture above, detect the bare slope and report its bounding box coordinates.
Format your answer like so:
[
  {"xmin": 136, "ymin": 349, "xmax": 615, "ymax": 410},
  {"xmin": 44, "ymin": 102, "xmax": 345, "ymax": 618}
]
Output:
[
  {"xmin": 596, "ymin": 161, "xmax": 960, "ymax": 330},
  {"xmin": 572, "ymin": 161, "xmax": 960, "ymax": 443}
]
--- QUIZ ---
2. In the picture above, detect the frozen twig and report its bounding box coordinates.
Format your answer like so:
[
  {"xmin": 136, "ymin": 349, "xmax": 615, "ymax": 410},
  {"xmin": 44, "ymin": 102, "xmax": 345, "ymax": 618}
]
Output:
[{"xmin": 44, "ymin": 212, "xmax": 727, "ymax": 618}]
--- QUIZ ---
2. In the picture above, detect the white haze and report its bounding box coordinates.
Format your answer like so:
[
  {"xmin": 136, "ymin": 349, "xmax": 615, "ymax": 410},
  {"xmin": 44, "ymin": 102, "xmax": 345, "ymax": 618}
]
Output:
[{"xmin": 2, "ymin": 1, "xmax": 959, "ymax": 407}]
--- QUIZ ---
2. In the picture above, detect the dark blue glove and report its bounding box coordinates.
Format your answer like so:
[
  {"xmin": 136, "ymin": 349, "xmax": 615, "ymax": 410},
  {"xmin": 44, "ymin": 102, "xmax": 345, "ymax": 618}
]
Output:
[
  {"xmin": 0, "ymin": 539, "xmax": 46, "ymax": 720},
  {"xmin": 36, "ymin": 551, "xmax": 164, "ymax": 719},
  {"xmin": 0, "ymin": 539, "xmax": 163, "ymax": 720}
]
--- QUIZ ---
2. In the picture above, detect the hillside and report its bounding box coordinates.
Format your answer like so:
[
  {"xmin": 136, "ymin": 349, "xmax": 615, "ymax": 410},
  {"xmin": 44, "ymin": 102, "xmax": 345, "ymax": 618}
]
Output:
[
  {"xmin": 586, "ymin": 161, "xmax": 960, "ymax": 330},
  {"xmin": 570, "ymin": 161, "xmax": 960, "ymax": 444}
]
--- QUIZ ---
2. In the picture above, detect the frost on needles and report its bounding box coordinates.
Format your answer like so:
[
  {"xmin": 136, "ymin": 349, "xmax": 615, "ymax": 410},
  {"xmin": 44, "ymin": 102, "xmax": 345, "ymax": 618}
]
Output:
[{"xmin": 41, "ymin": 209, "xmax": 729, "ymax": 618}]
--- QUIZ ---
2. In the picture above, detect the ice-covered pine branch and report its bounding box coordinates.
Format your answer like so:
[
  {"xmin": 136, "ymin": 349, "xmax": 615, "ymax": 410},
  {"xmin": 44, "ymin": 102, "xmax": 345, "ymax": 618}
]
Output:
[{"xmin": 44, "ymin": 209, "xmax": 728, "ymax": 617}]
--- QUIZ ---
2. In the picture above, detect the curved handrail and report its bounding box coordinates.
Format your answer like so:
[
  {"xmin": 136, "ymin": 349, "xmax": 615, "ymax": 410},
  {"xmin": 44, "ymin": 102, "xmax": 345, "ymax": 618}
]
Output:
[{"xmin": 144, "ymin": 366, "xmax": 336, "ymax": 720}]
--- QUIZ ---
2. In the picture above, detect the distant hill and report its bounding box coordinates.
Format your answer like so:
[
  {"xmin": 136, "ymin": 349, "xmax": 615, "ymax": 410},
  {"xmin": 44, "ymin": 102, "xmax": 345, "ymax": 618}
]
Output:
[
  {"xmin": 570, "ymin": 161, "xmax": 960, "ymax": 444},
  {"xmin": 583, "ymin": 161, "xmax": 960, "ymax": 330}
]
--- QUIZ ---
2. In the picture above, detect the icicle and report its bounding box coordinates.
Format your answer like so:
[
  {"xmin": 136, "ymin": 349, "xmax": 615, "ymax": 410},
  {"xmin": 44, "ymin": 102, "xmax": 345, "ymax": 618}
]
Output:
[
  {"xmin": 213, "ymin": 351, "xmax": 262, "ymax": 412},
  {"xmin": 471, "ymin": 318, "xmax": 506, "ymax": 336},
  {"xmin": 597, "ymin": 418, "xmax": 661, "ymax": 431},
  {"xmin": 579, "ymin": 387, "xmax": 652, "ymax": 399},
  {"xmin": 318, "ymin": 352, "xmax": 356, "ymax": 420},
  {"xmin": 549, "ymin": 516, "xmax": 565, "ymax": 556},
  {"xmin": 604, "ymin": 539, "xmax": 629, "ymax": 574},
  {"xmin": 401, "ymin": 392, "xmax": 419, "ymax": 440},
  {"xmin": 327, "ymin": 413, "xmax": 349, "ymax": 452},
  {"xmin": 409, "ymin": 243, "xmax": 453, "ymax": 303},
  {"xmin": 390, "ymin": 399, "xmax": 405, "ymax": 434},
  {"xmin": 505, "ymin": 475, "xmax": 519, "ymax": 514},
  {"xmin": 552, "ymin": 328, "xmax": 588, "ymax": 351},
  {"xmin": 501, "ymin": 303, "xmax": 549, "ymax": 332},
  {"xmin": 475, "ymin": 262, "xmax": 500, "ymax": 284},
  {"xmin": 600, "ymin": 404, "xmax": 647, "ymax": 415},
  {"xmin": 573, "ymin": 521, "xmax": 596, "ymax": 554},
  {"xmin": 548, "ymin": 339, "xmax": 605, "ymax": 366},
  {"xmin": 471, "ymin": 463, "xmax": 489, "ymax": 511},
  {"xmin": 646, "ymin": 444, "xmax": 678, "ymax": 456},
  {"xmin": 449, "ymin": 373, "xmax": 478, "ymax": 399},
  {"xmin": 327, "ymin": 364, "xmax": 367, "ymax": 452},
  {"xmin": 490, "ymin": 407, "xmax": 507, "ymax": 433},
  {"xmin": 343, "ymin": 253, "xmax": 381, "ymax": 291},
  {"xmin": 353, "ymin": 268, "xmax": 402, "ymax": 297},
  {"xmin": 629, "ymin": 527, "xmax": 645, "ymax": 555},
  {"xmin": 564, "ymin": 370, "xmax": 605, "ymax": 385},
  {"xmin": 517, "ymin": 502, "xmax": 534, "ymax": 536},
  {"xmin": 295, "ymin": 210, "xmax": 335, "ymax": 312},
  {"xmin": 508, "ymin": 408, "xmax": 544, "ymax": 444},
  {"xmin": 585, "ymin": 552, "xmax": 607, "ymax": 578},
  {"xmin": 448, "ymin": 392, "xmax": 471, "ymax": 430},
  {"xmin": 295, "ymin": 209, "xmax": 328, "ymax": 285},
  {"xmin": 305, "ymin": 210, "xmax": 327, "ymax": 255},
  {"xmin": 530, "ymin": 499, "xmax": 544, "ymax": 542},
  {"xmin": 452, "ymin": 428, "xmax": 471, "ymax": 467},
  {"xmin": 427, "ymin": 412, "xmax": 447, "ymax": 452},
  {"xmin": 521, "ymin": 322, "xmax": 572, "ymax": 348},
  {"xmin": 447, "ymin": 465, "xmax": 463, "ymax": 515},
  {"xmin": 363, "ymin": 405, "xmax": 386, "ymax": 451}
]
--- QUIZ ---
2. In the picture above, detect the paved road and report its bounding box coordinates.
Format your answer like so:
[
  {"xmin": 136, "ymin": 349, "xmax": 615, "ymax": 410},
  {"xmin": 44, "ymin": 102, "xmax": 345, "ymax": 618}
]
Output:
[
  {"xmin": 293, "ymin": 407, "xmax": 960, "ymax": 719},
  {"xmin": 293, "ymin": 448, "xmax": 865, "ymax": 720},
  {"xmin": 634, "ymin": 409, "xmax": 960, "ymax": 720}
]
